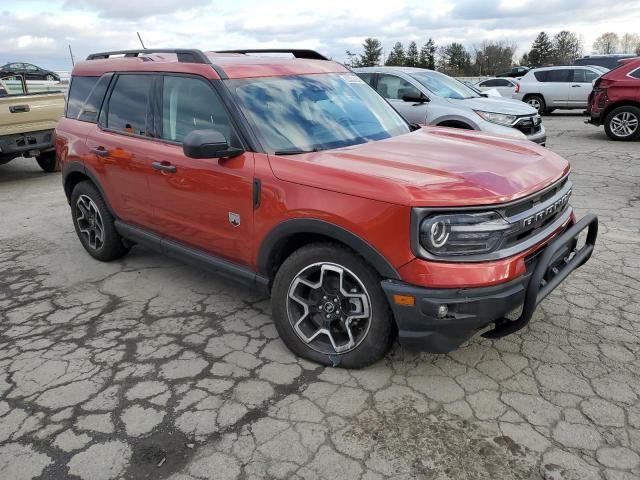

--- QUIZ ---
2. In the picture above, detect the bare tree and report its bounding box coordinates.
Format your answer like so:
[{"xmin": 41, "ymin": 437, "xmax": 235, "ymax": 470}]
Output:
[
  {"xmin": 620, "ymin": 33, "xmax": 640, "ymax": 54},
  {"xmin": 553, "ymin": 31, "xmax": 583, "ymax": 64},
  {"xmin": 472, "ymin": 40, "xmax": 517, "ymax": 75},
  {"xmin": 593, "ymin": 32, "xmax": 620, "ymax": 54}
]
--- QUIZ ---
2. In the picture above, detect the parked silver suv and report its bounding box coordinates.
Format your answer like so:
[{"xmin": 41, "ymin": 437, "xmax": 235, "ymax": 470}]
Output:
[
  {"xmin": 355, "ymin": 67, "xmax": 546, "ymax": 145},
  {"xmin": 512, "ymin": 66, "xmax": 603, "ymax": 114}
]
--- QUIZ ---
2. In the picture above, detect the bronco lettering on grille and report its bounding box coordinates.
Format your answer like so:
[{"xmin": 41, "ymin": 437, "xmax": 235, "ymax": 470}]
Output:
[{"xmin": 521, "ymin": 190, "xmax": 571, "ymax": 228}]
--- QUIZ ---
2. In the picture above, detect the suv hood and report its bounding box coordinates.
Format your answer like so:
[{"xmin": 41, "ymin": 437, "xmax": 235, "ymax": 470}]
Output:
[
  {"xmin": 450, "ymin": 96, "xmax": 538, "ymax": 115},
  {"xmin": 268, "ymin": 127, "xmax": 569, "ymax": 207}
]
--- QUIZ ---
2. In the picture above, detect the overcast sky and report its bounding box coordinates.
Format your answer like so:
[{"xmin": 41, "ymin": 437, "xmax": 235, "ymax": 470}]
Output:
[{"xmin": 1, "ymin": 0, "xmax": 639, "ymax": 71}]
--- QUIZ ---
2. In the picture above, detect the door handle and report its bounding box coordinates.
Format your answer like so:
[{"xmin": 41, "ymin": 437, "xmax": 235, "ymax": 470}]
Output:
[
  {"xmin": 152, "ymin": 161, "xmax": 177, "ymax": 173},
  {"xmin": 9, "ymin": 105, "xmax": 29, "ymax": 113},
  {"xmin": 571, "ymin": 84, "xmax": 581, "ymax": 87},
  {"xmin": 90, "ymin": 146, "xmax": 108, "ymax": 157}
]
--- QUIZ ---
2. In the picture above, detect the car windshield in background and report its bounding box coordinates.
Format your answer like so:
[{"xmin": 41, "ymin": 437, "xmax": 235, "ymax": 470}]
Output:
[
  {"xmin": 410, "ymin": 71, "xmax": 481, "ymax": 100},
  {"xmin": 228, "ymin": 73, "xmax": 410, "ymax": 154}
]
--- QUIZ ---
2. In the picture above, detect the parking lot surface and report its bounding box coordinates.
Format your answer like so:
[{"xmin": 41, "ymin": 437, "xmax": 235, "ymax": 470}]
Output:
[{"xmin": 0, "ymin": 114, "xmax": 638, "ymax": 480}]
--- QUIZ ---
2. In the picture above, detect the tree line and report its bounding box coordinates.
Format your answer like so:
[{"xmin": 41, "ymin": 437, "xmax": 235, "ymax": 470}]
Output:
[{"xmin": 346, "ymin": 31, "xmax": 640, "ymax": 76}]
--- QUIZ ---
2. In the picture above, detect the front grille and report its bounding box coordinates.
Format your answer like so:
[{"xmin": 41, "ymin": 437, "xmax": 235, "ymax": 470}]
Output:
[
  {"xmin": 499, "ymin": 177, "xmax": 572, "ymax": 250},
  {"xmin": 513, "ymin": 115, "xmax": 542, "ymax": 136}
]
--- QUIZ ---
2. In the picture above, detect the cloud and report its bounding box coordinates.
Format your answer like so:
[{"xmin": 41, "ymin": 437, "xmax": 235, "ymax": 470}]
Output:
[
  {"xmin": 61, "ymin": 0, "xmax": 211, "ymax": 19},
  {"xmin": 0, "ymin": 0, "xmax": 639, "ymax": 70}
]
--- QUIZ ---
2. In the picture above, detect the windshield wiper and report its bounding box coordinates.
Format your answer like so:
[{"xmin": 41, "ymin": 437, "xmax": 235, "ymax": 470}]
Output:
[{"xmin": 273, "ymin": 148, "xmax": 319, "ymax": 155}]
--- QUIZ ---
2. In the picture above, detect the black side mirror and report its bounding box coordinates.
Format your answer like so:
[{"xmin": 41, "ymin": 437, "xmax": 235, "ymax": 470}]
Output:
[
  {"xmin": 182, "ymin": 129, "xmax": 244, "ymax": 159},
  {"xmin": 402, "ymin": 92, "xmax": 429, "ymax": 104}
]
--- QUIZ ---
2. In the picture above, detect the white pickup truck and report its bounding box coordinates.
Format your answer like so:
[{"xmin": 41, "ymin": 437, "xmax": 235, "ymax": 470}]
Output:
[{"xmin": 0, "ymin": 74, "xmax": 65, "ymax": 172}]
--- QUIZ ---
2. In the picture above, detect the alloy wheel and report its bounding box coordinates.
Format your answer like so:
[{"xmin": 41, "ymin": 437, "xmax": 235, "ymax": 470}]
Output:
[
  {"xmin": 527, "ymin": 98, "xmax": 541, "ymax": 111},
  {"xmin": 610, "ymin": 111, "xmax": 638, "ymax": 138},
  {"xmin": 286, "ymin": 262, "xmax": 372, "ymax": 355},
  {"xmin": 75, "ymin": 195, "xmax": 105, "ymax": 250}
]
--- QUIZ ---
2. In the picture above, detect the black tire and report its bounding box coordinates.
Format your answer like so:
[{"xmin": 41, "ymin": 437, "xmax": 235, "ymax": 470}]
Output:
[
  {"xmin": 604, "ymin": 105, "xmax": 640, "ymax": 141},
  {"xmin": 70, "ymin": 181, "xmax": 130, "ymax": 262},
  {"xmin": 45, "ymin": 74, "xmax": 55, "ymax": 81},
  {"xmin": 271, "ymin": 243, "xmax": 394, "ymax": 368},
  {"xmin": 525, "ymin": 95, "xmax": 546, "ymax": 115},
  {"xmin": 36, "ymin": 151, "xmax": 60, "ymax": 172}
]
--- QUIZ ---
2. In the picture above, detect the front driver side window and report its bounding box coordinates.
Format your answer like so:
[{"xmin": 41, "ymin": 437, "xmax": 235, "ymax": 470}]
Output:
[
  {"xmin": 377, "ymin": 74, "xmax": 419, "ymax": 100},
  {"xmin": 161, "ymin": 75, "xmax": 235, "ymax": 145}
]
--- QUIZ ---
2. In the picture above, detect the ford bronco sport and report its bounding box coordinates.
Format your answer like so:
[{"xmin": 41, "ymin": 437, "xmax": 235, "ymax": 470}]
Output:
[{"xmin": 55, "ymin": 49, "xmax": 598, "ymax": 368}]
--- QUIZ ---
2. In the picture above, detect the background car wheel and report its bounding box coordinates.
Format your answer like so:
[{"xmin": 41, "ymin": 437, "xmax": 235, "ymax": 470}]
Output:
[
  {"xmin": 525, "ymin": 95, "xmax": 546, "ymax": 114},
  {"xmin": 45, "ymin": 74, "xmax": 55, "ymax": 81},
  {"xmin": 271, "ymin": 243, "xmax": 394, "ymax": 368},
  {"xmin": 70, "ymin": 181, "xmax": 130, "ymax": 262},
  {"xmin": 36, "ymin": 151, "xmax": 60, "ymax": 172},
  {"xmin": 604, "ymin": 106, "xmax": 640, "ymax": 141}
]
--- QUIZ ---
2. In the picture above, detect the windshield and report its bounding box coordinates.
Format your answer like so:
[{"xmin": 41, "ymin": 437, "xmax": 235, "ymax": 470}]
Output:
[
  {"xmin": 410, "ymin": 71, "xmax": 480, "ymax": 100},
  {"xmin": 228, "ymin": 73, "xmax": 410, "ymax": 154}
]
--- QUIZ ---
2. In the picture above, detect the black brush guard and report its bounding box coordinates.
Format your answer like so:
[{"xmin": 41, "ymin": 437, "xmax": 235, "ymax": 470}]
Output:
[{"xmin": 482, "ymin": 213, "xmax": 598, "ymax": 339}]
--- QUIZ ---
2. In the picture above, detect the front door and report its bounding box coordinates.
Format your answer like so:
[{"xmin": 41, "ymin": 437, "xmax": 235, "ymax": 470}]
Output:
[
  {"xmin": 146, "ymin": 74, "xmax": 254, "ymax": 266},
  {"xmin": 376, "ymin": 73, "xmax": 429, "ymax": 124},
  {"xmin": 569, "ymin": 69, "xmax": 599, "ymax": 107}
]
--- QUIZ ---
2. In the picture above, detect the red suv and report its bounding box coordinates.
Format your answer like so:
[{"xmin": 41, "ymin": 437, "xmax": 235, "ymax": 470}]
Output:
[
  {"xmin": 587, "ymin": 57, "xmax": 640, "ymax": 141},
  {"xmin": 55, "ymin": 49, "xmax": 598, "ymax": 368}
]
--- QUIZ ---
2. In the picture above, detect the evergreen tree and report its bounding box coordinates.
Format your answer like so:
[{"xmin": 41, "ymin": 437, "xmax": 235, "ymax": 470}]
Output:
[
  {"xmin": 419, "ymin": 38, "xmax": 437, "ymax": 69},
  {"xmin": 385, "ymin": 42, "xmax": 405, "ymax": 66},
  {"xmin": 528, "ymin": 32, "xmax": 555, "ymax": 67},
  {"xmin": 519, "ymin": 52, "xmax": 530, "ymax": 66},
  {"xmin": 439, "ymin": 42, "xmax": 471, "ymax": 75},
  {"xmin": 354, "ymin": 38, "xmax": 383, "ymax": 67},
  {"xmin": 405, "ymin": 41, "xmax": 419, "ymax": 67}
]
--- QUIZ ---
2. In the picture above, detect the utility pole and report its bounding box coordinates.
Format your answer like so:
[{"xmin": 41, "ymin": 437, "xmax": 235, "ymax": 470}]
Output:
[
  {"xmin": 68, "ymin": 44, "xmax": 75, "ymax": 66},
  {"xmin": 137, "ymin": 32, "xmax": 146, "ymax": 49}
]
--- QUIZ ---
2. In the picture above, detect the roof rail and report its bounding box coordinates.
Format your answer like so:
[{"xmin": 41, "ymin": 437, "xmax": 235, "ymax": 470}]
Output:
[
  {"xmin": 86, "ymin": 49, "xmax": 211, "ymax": 64},
  {"xmin": 214, "ymin": 49, "xmax": 328, "ymax": 61}
]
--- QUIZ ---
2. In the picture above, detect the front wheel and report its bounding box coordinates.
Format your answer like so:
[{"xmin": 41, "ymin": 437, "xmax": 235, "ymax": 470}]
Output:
[
  {"xmin": 271, "ymin": 243, "xmax": 394, "ymax": 368},
  {"xmin": 604, "ymin": 106, "xmax": 640, "ymax": 141},
  {"xmin": 45, "ymin": 74, "xmax": 55, "ymax": 81},
  {"xmin": 36, "ymin": 151, "xmax": 60, "ymax": 172}
]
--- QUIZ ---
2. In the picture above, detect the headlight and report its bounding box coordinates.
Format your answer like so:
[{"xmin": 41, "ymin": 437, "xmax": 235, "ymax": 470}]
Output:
[
  {"xmin": 419, "ymin": 212, "xmax": 513, "ymax": 256},
  {"xmin": 474, "ymin": 110, "xmax": 517, "ymax": 127}
]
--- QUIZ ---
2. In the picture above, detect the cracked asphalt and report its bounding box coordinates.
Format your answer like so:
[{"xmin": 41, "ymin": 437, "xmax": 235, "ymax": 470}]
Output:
[{"xmin": 0, "ymin": 114, "xmax": 638, "ymax": 480}]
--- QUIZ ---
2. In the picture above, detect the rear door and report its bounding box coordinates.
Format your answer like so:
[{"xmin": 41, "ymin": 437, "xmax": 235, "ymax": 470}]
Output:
[
  {"xmin": 538, "ymin": 69, "xmax": 572, "ymax": 107},
  {"xmin": 569, "ymin": 68, "xmax": 600, "ymax": 106},
  {"xmin": 145, "ymin": 74, "xmax": 255, "ymax": 265},
  {"xmin": 376, "ymin": 73, "xmax": 428, "ymax": 124},
  {"xmin": 84, "ymin": 73, "xmax": 157, "ymax": 229}
]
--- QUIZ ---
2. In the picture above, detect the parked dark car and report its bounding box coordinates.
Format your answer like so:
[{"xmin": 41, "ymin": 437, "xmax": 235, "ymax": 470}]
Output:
[
  {"xmin": 496, "ymin": 66, "xmax": 529, "ymax": 78},
  {"xmin": 0, "ymin": 63, "xmax": 60, "ymax": 81},
  {"xmin": 575, "ymin": 55, "xmax": 637, "ymax": 70}
]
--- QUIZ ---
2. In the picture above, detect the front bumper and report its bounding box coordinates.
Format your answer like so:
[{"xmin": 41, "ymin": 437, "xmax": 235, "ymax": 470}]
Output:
[{"xmin": 382, "ymin": 214, "xmax": 598, "ymax": 353}]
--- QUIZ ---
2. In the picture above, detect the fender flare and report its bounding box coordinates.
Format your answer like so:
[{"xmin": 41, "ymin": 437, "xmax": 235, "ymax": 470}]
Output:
[
  {"xmin": 62, "ymin": 161, "xmax": 115, "ymax": 215},
  {"xmin": 257, "ymin": 218, "xmax": 401, "ymax": 280}
]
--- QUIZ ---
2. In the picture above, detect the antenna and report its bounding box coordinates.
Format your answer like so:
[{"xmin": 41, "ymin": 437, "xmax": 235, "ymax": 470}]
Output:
[
  {"xmin": 68, "ymin": 44, "xmax": 75, "ymax": 66},
  {"xmin": 137, "ymin": 32, "xmax": 146, "ymax": 49}
]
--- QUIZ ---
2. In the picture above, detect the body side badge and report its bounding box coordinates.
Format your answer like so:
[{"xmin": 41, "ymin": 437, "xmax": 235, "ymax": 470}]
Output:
[{"xmin": 228, "ymin": 212, "xmax": 241, "ymax": 227}]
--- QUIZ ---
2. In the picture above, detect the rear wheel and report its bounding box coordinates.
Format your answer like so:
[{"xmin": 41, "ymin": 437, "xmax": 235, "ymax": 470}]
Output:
[
  {"xmin": 45, "ymin": 74, "xmax": 55, "ymax": 81},
  {"xmin": 525, "ymin": 95, "xmax": 545, "ymax": 114},
  {"xmin": 271, "ymin": 243, "xmax": 394, "ymax": 368},
  {"xmin": 36, "ymin": 151, "xmax": 60, "ymax": 172},
  {"xmin": 71, "ymin": 181, "xmax": 130, "ymax": 261},
  {"xmin": 604, "ymin": 106, "xmax": 640, "ymax": 141}
]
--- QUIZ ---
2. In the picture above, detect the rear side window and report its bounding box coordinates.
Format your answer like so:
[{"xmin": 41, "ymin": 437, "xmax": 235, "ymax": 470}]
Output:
[
  {"xmin": 547, "ymin": 69, "xmax": 573, "ymax": 82},
  {"xmin": 66, "ymin": 76, "xmax": 99, "ymax": 118},
  {"xmin": 480, "ymin": 79, "xmax": 498, "ymax": 87},
  {"xmin": 629, "ymin": 68, "xmax": 640, "ymax": 80},
  {"xmin": 533, "ymin": 71, "xmax": 548, "ymax": 82},
  {"xmin": 76, "ymin": 75, "xmax": 111, "ymax": 123},
  {"xmin": 105, "ymin": 74, "xmax": 153, "ymax": 136}
]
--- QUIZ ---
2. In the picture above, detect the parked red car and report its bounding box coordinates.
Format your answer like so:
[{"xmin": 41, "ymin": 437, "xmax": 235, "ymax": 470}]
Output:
[
  {"xmin": 55, "ymin": 49, "xmax": 597, "ymax": 368},
  {"xmin": 587, "ymin": 57, "xmax": 640, "ymax": 141}
]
